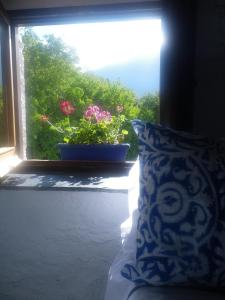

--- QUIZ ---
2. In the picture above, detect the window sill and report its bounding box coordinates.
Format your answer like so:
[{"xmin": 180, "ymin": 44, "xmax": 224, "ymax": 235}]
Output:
[
  {"xmin": 0, "ymin": 154, "xmax": 22, "ymax": 178},
  {"xmin": 14, "ymin": 159, "xmax": 134, "ymax": 174},
  {"xmin": 0, "ymin": 159, "xmax": 137, "ymax": 192}
]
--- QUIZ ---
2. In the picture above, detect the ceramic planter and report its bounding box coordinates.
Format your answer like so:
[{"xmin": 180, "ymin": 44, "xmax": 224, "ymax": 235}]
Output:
[{"xmin": 58, "ymin": 143, "xmax": 130, "ymax": 161}]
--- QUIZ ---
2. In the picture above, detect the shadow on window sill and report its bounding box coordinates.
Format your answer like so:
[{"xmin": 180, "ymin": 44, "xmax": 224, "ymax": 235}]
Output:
[{"xmin": 0, "ymin": 160, "xmax": 137, "ymax": 192}]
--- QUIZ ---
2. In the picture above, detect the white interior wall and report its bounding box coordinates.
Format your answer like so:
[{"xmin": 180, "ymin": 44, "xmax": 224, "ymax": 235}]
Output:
[{"xmin": 0, "ymin": 189, "xmax": 129, "ymax": 300}]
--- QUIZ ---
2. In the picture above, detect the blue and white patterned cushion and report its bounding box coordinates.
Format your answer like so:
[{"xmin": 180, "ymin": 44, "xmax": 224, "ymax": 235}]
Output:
[{"xmin": 121, "ymin": 120, "xmax": 225, "ymax": 289}]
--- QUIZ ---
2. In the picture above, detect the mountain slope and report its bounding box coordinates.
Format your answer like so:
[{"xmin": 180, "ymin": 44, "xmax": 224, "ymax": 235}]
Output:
[{"xmin": 91, "ymin": 56, "xmax": 160, "ymax": 97}]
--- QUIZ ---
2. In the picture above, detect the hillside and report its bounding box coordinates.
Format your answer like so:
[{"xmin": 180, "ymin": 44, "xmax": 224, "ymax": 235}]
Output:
[{"xmin": 90, "ymin": 56, "xmax": 160, "ymax": 98}]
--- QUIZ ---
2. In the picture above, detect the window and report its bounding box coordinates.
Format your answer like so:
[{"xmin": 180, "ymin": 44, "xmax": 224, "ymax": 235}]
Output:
[
  {"xmin": 0, "ymin": 1, "xmax": 198, "ymax": 176},
  {"xmin": 17, "ymin": 18, "xmax": 161, "ymax": 161},
  {"xmin": 10, "ymin": 2, "xmax": 162, "ymax": 162},
  {"xmin": 2, "ymin": 2, "xmax": 164, "ymax": 172}
]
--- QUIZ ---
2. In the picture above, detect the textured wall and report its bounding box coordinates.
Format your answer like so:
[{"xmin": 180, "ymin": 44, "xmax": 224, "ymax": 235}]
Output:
[{"xmin": 0, "ymin": 190, "xmax": 129, "ymax": 300}]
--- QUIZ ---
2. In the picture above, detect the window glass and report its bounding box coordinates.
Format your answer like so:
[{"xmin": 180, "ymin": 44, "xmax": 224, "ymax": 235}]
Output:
[{"xmin": 19, "ymin": 18, "xmax": 162, "ymax": 160}]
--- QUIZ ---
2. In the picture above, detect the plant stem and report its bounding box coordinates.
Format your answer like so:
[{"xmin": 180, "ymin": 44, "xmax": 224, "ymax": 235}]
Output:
[
  {"xmin": 67, "ymin": 116, "xmax": 71, "ymax": 128},
  {"xmin": 47, "ymin": 120, "xmax": 64, "ymax": 133}
]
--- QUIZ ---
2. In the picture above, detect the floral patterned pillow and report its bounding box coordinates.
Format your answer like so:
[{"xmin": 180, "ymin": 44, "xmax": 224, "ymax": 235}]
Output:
[{"xmin": 121, "ymin": 120, "xmax": 225, "ymax": 289}]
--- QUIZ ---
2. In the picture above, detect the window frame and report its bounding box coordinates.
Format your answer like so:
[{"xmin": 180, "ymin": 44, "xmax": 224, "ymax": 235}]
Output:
[
  {"xmin": 7, "ymin": 1, "xmax": 161, "ymax": 26},
  {"xmin": 6, "ymin": 1, "xmax": 161, "ymax": 172},
  {"xmin": 160, "ymin": 0, "xmax": 197, "ymax": 131},
  {"xmin": 0, "ymin": 5, "xmax": 17, "ymax": 158},
  {"xmin": 0, "ymin": 0, "xmax": 197, "ymax": 176}
]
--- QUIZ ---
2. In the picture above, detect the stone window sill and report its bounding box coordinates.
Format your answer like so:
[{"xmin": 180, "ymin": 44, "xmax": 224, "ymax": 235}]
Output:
[{"xmin": 0, "ymin": 160, "xmax": 138, "ymax": 193}]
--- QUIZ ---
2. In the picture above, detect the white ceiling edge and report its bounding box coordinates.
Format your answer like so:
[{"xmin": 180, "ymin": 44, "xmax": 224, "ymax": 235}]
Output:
[{"xmin": 1, "ymin": 0, "xmax": 159, "ymax": 11}]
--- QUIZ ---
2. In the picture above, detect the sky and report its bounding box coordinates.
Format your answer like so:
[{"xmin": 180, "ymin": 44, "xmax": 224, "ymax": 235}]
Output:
[{"xmin": 22, "ymin": 18, "xmax": 162, "ymax": 71}]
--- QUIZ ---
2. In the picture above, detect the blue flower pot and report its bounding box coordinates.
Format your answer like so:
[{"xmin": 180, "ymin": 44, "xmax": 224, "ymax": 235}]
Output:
[{"xmin": 58, "ymin": 143, "xmax": 130, "ymax": 161}]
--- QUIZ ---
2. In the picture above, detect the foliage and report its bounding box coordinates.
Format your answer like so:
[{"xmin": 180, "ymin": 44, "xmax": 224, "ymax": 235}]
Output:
[
  {"xmin": 42, "ymin": 102, "xmax": 128, "ymax": 145},
  {"xmin": 23, "ymin": 29, "xmax": 79, "ymax": 159},
  {"xmin": 22, "ymin": 28, "xmax": 159, "ymax": 160},
  {"xmin": 138, "ymin": 93, "xmax": 160, "ymax": 123}
]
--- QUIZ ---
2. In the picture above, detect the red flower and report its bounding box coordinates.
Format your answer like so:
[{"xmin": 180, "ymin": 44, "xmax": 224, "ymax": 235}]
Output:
[
  {"xmin": 60, "ymin": 100, "xmax": 75, "ymax": 115},
  {"xmin": 40, "ymin": 115, "xmax": 49, "ymax": 122}
]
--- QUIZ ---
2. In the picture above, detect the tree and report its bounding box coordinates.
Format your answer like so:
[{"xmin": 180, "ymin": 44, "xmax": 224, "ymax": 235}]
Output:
[{"xmin": 138, "ymin": 93, "xmax": 160, "ymax": 123}]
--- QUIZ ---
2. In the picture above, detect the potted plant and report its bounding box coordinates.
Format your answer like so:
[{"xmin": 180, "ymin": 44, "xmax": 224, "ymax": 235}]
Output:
[{"xmin": 40, "ymin": 100, "xmax": 130, "ymax": 161}]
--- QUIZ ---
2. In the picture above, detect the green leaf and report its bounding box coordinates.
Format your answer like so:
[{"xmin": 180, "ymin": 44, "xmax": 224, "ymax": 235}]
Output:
[{"xmin": 122, "ymin": 129, "xmax": 128, "ymax": 135}]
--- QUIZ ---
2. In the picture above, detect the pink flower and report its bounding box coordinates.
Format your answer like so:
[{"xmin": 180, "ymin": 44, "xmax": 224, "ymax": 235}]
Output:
[
  {"xmin": 90, "ymin": 105, "xmax": 100, "ymax": 113},
  {"xmin": 84, "ymin": 110, "xmax": 93, "ymax": 120},
  {"xmin": 84, "ymin": 105, "xmax": 100, "ymax": 120},
  {"xmin": 40, "ymin": 115, "xmax": 49, "ymax": 122},
  {"xmin": 84, "ymin": 105, "xmax": 111, "ymax": 122},
  {"xmin": 59, "ymin": 100, "xmax": 75, "ymax": 115},
  {"xmin": 96, "ymin": 111, "xmax": 112, "ymax": 122}
]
